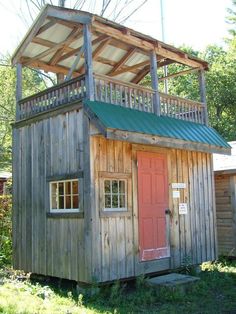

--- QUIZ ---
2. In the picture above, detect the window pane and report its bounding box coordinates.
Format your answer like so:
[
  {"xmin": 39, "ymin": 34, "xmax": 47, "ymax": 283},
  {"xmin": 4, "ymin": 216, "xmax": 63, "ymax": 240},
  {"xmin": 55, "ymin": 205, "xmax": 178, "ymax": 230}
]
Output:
[
  {"xmin": 104, "ymin": 180, "xmax": 111, "ymax": 193},
  {"xmin": 119, "ymin": 181, "xmax": 125, "ymax": 193},
  {"xmin": 72, "ymin": 181, "xmax": 78, "ymax": 195},
  {"xmin": 65, "ymin": 181, "xmax": 71, "ymax": 195},
  {"xmin": 65, "ymin": 195, "xmax": 71, "ymax": 209},
  {"xmin": 59, "ymin": 196, "xmax": 64, "ymax": 209},
  {"xmin": 51, "ymin": 183, "xmax": 57, "ymax": 195},
  {"xmin": 112, "ymin": 180, "xmax": 118, "ymax": 193},
  {"xmin": 51, "ymin": 194, "xmax": 57, "ymax": 209},
  {"xmin": 59, "ymin": 182, "xmax": 64, "ymax": 195},
  {"xmin": 119, "ymin": 195, "xmax": 125, "ymax": 208},
  {"xmin": 72, "ymin": 195, "xmax": 79, "ymax": 209},
  {"xmin": 105, "ymin": 195, "xmax": 111, "ymax": 208},
  {"xmin": 112, "ymin": 195, "xmax": 118, "ymax": 208}
]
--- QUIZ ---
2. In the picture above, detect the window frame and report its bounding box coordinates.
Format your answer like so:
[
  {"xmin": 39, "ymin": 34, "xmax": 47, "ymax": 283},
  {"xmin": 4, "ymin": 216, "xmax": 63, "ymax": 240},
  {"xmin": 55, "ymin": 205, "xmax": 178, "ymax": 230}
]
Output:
[
  {"xmin": 49, "ymin": 178, "xmax": 80, "ymax": 213},
  {"xmin": 103, "ymin": 179, "xmax": 127, "ymax": 212},
  {"xmin": 99, "ymin": 172, "xmax": 132, "ymax": 216}
]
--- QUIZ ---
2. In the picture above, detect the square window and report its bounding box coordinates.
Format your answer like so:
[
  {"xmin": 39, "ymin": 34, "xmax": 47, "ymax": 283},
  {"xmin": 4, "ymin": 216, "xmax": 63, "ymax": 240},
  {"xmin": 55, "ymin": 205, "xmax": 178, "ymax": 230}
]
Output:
[
  {"xmin": 50, "ymin": 179, "xmax": 80, "ymax": 213},
  {"xmin": 103, "ymin": 178, "xmax": 127, "ymax": 211}
]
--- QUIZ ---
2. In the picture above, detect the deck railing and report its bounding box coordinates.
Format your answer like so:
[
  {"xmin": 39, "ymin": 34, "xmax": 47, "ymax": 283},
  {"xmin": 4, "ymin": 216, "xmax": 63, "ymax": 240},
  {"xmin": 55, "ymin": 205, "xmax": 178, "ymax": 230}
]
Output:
[
  {"xmin": 160, "ymin": 93, "xmax": 205, "ymax": 124},
  {"xmin": 17, "ymin": 75, "xmax": 86, "ymax": 120},
  {"xmin": 94, "ymin": 74, "xmax": 154, "ymax": 113},
  {"xmin": 17, "ymin": 73, "xmax": 205, "ymax": 124}
]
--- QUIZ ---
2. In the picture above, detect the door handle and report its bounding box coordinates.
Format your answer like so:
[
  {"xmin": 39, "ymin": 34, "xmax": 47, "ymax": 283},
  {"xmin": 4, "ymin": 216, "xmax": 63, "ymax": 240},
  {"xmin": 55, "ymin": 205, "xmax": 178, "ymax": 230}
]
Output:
[{"xmin": 165, "ymin": 208, "xmax": 172, "ymax": 215}]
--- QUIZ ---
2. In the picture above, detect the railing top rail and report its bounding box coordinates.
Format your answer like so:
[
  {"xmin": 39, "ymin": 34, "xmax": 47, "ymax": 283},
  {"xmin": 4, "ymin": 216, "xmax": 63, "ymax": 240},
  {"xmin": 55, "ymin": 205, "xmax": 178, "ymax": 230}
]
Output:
[
  {"xmin": 94, "ymin": 73, "xmax": 155, "ymax": 94},
  {"xmin": 159, "ymin": 91, "xmax": 204, "ymax": 107},
  {"xmin": 18, "ymin": 74, "xmax": 85, "ymax": 104}
]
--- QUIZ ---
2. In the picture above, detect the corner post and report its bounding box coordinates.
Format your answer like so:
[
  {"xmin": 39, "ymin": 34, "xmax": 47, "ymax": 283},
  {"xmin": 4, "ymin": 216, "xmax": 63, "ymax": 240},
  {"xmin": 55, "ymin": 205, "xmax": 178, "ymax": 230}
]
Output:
[
  {"xmin": 16, "ymin": 63, "xmax": 22, "ymax": 120},
  {"xmin": 83, "ymin": 24, "xmax": 94, "ymax": 100},
  {"xmin": 150, "ymin": 51, "xmax": 160, "ymax": 116},
  {"xmin": 83, "ymin": 23, "xmax": 100, "ymax": 282},
  {"xmin": 199, "ymin": 69, "xmax": 208, "ymax": 125}
]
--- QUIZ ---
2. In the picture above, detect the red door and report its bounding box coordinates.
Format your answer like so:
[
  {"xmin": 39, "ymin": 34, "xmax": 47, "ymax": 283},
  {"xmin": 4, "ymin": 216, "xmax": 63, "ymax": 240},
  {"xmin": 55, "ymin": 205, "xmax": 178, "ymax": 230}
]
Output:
[{"xmin": 137, "ymin": 151, "xmax": 169, "ymax": 261}]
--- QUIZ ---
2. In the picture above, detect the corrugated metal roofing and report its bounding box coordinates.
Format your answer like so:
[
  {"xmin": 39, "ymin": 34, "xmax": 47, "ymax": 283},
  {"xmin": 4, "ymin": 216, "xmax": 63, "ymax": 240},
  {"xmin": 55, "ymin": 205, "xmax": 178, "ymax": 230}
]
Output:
[{"xmin": 85, "ymin": 100, "xmax": 230, "ymax": 149}]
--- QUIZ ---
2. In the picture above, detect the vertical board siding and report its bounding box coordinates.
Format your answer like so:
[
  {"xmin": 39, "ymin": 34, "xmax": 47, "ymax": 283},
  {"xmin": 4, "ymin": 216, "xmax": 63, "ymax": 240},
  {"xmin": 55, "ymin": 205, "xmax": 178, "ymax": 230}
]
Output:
[
  {"xmin": 13, "ymin": 109, "xmax": 85, "ymax": 282},
  {"xmin": 13, "ymin": 123, "xmax": 217, "ymax": 282},
  {"xmin": 92, "ymin": 137, "xmax": 134, "ymax": 281},
  {"xmin": 215, "ymin": 174, "xmax": 236, "ymax": 256}
]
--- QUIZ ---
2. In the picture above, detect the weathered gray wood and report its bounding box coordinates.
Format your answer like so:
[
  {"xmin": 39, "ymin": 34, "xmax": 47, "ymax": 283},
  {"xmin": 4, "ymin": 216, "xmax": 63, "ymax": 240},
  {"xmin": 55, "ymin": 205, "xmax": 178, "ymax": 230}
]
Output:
[
  {"xmin": 16, "ymin": 63, "xmax": 22, "ymax": 120},
  {"xmin": 150, "ymin": 51, "xmax": 160, "ymax": 116},
  {"xmin": 83, "ymin": 24, "xmax": 94, "ymax": 101},
  {"xmin": 66, "ymin": 45, "xmax": 84, "ymax": 81},
  {"xmin": 105, "ymin": 129, "xmax": 231, "ymax": 155},
  {"xmin": 199, "ymin": 70, "xmax": 208, "ymax": 125}
]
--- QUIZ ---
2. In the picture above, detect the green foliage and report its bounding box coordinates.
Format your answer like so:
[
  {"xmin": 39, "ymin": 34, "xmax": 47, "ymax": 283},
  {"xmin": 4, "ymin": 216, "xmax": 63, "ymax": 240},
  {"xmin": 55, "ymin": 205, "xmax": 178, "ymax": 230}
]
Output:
[
  {"xmin": 0, "ymin": 57, "xmax": 45, "ymax": 170},
  {"xmin": 0, "ymin": 196, "xmax": 12, "ymax": 267},
  {"xmin": 1, "ymin": 259, "xmax": 236, "ymax": 313},
  {"xmin": 226, "ymin": 0, "xmax": 236, "ymax": 38}
]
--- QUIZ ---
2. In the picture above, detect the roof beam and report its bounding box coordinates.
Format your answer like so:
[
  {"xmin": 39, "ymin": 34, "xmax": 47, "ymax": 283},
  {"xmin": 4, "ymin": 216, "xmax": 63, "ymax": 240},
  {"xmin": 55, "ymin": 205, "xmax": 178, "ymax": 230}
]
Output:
[
  {"xmin": 109, "ymin": 60, "xmax": 150, "ymax": 77},
  {"xmin": 93, "ymin": 37, "xmax": 111, "ymax": 60},
  {"xmin": 57, "ymin": 34, "xmax": 109, "ymax": 63},
  {"xmin": 159, "ymin": 67, "xmax": 199, "ymax": 81},
  {"xmin": 108, "ymin": 47, "xmax": 136, "ymax": 75},
  {"xmin": 76, "ymin": 37, "xmax": 111, "ymax": 74},
  {"xmin": 50, "ymin": 31, "xmax": 83, "ymax": 65},
  {"xmin": 36, "ymin": 20, "xmax": 55, "ymax": 35},
  {"xmin": 12, "ymin": 6, "xmax": 50, "ymax": 65},
  {"xmin": 47, "ymin": 16, "xmax": 81, "ymax": 29},
  {"xmin": 25, "ymin": 27, "xmax": 82, "ymax": 66},
  {"xmin": 92, "ymin": 20, "xmax": 206, "ymax": 69},
  {"xmin": 20, "ymin": 56, "xmax": 81, "ymax": 76},
  {"xmin": 47, "ymin": 5, "xmax": 92, "ymax": 24},
  {"xmin": 131, "ymin": 65, "xmax": 150, "ymax": 84}
]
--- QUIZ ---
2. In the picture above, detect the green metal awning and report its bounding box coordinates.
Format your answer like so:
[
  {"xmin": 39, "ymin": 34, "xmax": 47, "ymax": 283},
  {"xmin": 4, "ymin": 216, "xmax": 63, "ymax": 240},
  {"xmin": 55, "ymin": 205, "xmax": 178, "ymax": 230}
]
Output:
[{"xmin": 84, "ymin": 100, "xmax": 231, "ymax": 154}]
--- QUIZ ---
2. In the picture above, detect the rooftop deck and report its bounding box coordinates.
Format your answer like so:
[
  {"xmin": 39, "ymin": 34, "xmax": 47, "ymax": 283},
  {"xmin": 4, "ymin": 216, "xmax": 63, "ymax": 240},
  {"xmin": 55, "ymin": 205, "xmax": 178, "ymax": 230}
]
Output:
[{"xmin": 17, "ymin": 73, "xmax": 206, "ymax": 124}]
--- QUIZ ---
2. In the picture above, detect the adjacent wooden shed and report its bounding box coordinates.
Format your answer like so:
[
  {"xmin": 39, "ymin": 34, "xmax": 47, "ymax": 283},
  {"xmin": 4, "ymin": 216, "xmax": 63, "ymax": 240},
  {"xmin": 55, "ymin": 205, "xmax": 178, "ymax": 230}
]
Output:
[
  {"xmin": 214, "ymin": 141, "xmax": 236, "ymax": 257},
  {"xmin": 12, "ymin": 5, "xmax": 230, "ymax": 284}
]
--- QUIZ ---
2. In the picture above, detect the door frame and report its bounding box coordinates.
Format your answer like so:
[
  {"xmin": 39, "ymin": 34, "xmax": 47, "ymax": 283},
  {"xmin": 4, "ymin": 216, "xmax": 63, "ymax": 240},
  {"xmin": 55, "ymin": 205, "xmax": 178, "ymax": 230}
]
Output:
[{"xmin": 132, "ymin": 144, "xmax": 171, "ymax": 275}]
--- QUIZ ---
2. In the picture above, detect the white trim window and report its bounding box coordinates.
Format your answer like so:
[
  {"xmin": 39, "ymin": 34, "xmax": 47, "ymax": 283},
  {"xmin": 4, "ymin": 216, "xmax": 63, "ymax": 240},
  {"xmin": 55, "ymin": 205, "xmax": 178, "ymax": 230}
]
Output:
[
  {"xmin": 50, "ymin": 179, "xmax": 79, "ymax": 212},
  {"xmin": 104, "ymin": 179, "xmax": 127, "ymax": 211}
]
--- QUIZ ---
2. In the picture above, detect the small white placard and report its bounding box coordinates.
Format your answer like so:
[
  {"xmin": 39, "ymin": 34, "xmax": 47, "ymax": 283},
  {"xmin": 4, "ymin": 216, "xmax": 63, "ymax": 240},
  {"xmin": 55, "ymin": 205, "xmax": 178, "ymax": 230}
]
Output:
[
  {"xmin": 172, "ymin": 183, "xmax": 186, "ymax": 189},
  {"xmin": 173, "ymin": 190, "xmax": 180, "ymax": 198},
  {"xmin": 179, "ymin": 203, "xmax": 188, "ymax": 215}
]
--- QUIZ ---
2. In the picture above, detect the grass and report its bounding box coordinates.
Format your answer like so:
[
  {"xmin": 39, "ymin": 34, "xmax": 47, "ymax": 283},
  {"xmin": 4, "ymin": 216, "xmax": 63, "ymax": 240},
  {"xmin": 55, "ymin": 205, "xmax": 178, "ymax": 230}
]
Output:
[{"xmin": 0, "ymin": 259, "xmax": 236, "ymax": 314}]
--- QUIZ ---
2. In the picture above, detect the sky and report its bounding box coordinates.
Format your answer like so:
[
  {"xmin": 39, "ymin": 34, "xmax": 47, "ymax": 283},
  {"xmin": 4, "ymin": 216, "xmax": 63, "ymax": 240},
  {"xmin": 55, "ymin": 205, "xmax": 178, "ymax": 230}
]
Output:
[{"xmin": 0, "ymin": 0, "xmax": 233, "ymax": 56}]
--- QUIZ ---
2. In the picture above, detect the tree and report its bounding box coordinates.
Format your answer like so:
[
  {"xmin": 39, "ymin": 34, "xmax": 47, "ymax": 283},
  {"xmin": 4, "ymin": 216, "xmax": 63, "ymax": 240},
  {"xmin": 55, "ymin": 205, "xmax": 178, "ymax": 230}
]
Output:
[
  {"xmin": 0, "ymin": 56, "xmax": 45, "ymax": 170},
  {"xmin": 226, "ymin": 0, "xmax": 236, "ymax": 38}
]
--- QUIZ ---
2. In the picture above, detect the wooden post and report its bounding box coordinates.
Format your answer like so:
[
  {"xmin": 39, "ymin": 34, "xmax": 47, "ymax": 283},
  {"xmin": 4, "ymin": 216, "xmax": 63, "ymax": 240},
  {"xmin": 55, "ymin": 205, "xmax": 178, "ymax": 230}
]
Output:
[
  {"xmin": 199, "ymin": 70, "xmax": 208, "ymax": 125},
  {"xmin": 16, "ymin": 63, "xmax": 22, "ymax": 120},
  {"xmin": 82, "ymin": 23, "xmax": 99, "ymax": 282},
  {"xmin": 150, "ymin": 51, "xmax": 160, "ymax": 116},
  {"xmin": 56, "ymin": 73, "xmax": 64, "ymax": 84},
  {"xmin": 83, "ymin": 24, "xmax": 94, "ymax": 100}
]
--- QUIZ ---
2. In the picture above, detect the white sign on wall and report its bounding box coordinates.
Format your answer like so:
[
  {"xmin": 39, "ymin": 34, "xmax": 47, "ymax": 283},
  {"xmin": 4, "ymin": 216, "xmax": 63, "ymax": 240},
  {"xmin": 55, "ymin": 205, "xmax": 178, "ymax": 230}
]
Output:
[
  {"xmin": 179, "ymin": 203, "xmax": 188, "ymax": 215},
  {"xmin": 172, "ymin": 190, "xmax": 180, "ymax": 199},
  {"xmin": 172, "ymin": 183, "xmax": 186, "ymax": 189}
]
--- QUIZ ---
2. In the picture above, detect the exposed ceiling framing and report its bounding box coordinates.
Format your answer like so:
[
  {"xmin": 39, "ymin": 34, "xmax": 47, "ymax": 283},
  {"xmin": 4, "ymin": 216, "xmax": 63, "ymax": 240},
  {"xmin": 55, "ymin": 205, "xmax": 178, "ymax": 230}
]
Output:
[{"xmin": 12, "ymin": 4, "xmax": 208, "ymax": 84}]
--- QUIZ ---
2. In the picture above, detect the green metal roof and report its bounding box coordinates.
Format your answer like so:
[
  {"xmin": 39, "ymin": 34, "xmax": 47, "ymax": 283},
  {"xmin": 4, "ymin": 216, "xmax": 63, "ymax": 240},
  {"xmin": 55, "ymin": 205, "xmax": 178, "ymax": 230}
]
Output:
[{"xmin": 84, "ymin": 100, "xmax": 230, "ymax": 150}]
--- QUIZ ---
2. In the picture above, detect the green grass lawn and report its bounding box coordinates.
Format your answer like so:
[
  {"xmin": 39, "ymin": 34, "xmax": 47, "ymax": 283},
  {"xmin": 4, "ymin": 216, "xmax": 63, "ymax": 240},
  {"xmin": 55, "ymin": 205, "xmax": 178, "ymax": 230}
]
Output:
[{"xmin": 1, "ymin": 260, "xmax": 236, "ymax": 314}]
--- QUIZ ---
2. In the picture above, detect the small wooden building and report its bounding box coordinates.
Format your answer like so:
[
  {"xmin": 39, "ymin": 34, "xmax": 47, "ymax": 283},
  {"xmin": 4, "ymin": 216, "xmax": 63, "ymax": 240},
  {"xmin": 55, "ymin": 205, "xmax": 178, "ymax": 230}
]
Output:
[
  {"xmin": 214, "ymin": 142, "xmax": 236, "ymax": 257},
  {"xmin": 12, "ymin": 5, "xmax": 230, "ymax": 284}
]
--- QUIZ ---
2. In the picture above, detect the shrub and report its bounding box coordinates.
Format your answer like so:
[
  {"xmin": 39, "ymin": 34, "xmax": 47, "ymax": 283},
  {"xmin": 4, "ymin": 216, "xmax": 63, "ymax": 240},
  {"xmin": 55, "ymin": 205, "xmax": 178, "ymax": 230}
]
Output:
[{"xmin": 0, "ymin": 196, "xmax": 12, "ymax": 267}]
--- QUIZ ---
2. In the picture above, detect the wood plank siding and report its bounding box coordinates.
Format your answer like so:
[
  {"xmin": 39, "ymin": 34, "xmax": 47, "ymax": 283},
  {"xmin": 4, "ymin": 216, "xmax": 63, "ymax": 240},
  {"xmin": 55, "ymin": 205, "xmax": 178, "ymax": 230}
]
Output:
[
  {"xmin": 215, "ymin": 174, "xmax": 236, "ymax": 256},
  {"xmin": 13, "ymin": 109, "xmax": 86, "ymax": 282},
  {"xmin": 13, "ymin": 110, "xmax": 217, "ymax": 283},
  {"xmin": 90, "ymin": 137, "xmax": 217, "ymax": 281}
]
